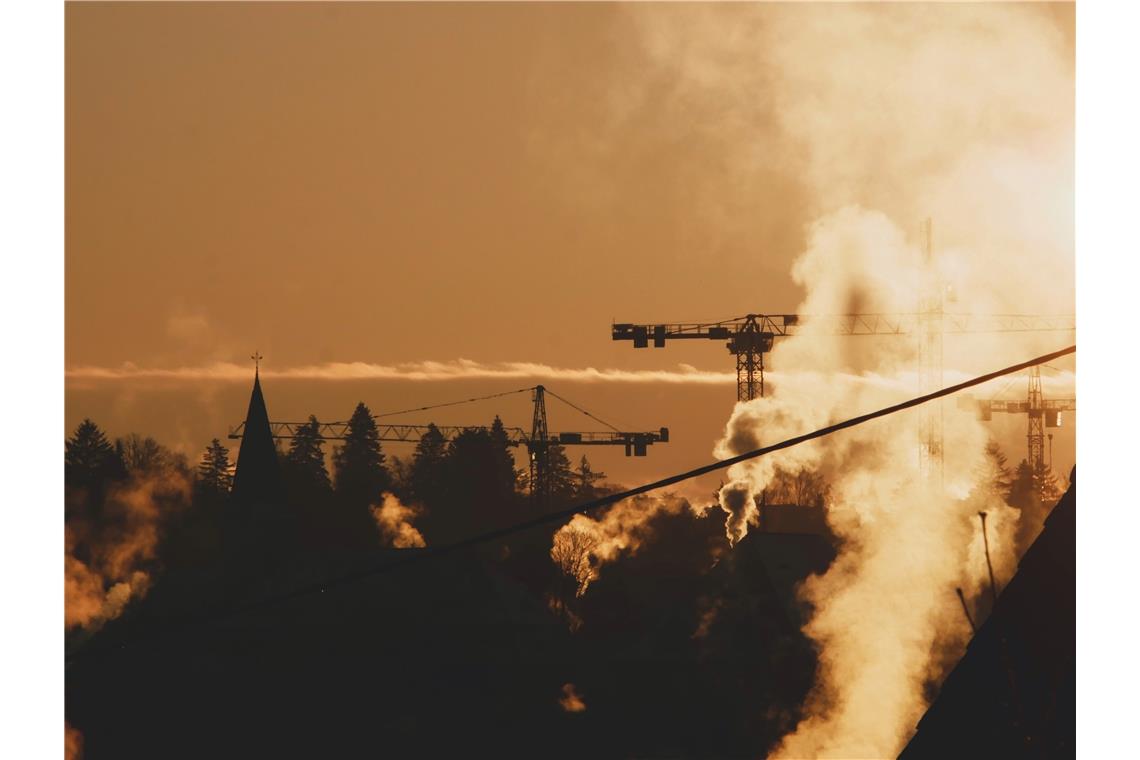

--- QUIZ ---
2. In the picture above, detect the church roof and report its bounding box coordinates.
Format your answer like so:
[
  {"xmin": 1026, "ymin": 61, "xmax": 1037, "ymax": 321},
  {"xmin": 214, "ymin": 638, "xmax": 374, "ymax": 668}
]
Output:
[{"xmin": 231, "ymin": 368, "xmax": 285, "ymax": 508}]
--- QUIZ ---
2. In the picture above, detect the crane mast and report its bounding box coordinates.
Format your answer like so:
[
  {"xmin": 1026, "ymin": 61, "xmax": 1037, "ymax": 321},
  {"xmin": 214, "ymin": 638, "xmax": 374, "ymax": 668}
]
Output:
[{"xmin": 958, "ymin": 364, "xmax": 1075, "ymax": 475}]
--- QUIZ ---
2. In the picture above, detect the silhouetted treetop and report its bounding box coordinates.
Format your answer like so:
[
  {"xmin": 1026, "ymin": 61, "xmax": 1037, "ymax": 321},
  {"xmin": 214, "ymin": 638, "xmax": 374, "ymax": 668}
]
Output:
[
  {"xmin": 197, "ymin": 439, "xmax": 233, "ymax": 495},
  {"xmin": 979, "ymin": 441, "xmax": 1013, "ymax": 503},
  {"xmin": 545, "ymin": 442, "xmax": 577, "ymax": 501},
  {"xmin": 410, "ymin": 423, "xmax": 447, "ymax": 508},
  {"xmin": 575, "ymin": 455, "xmax": 607, "ymax": 500},
  {"xmin": 118, "ymin": 433, "xmax": 186, "ymax": 476},
  {"xmin": 286, "ymin": 416, "xmax": 331, "ymax": 491},
  {"xmin": 333, "ymin": 402, "xmax": 390, "ymax": 505},
  {"xmin": 66, "ymin": 419, "xmax": 123, "ymax": 489}
]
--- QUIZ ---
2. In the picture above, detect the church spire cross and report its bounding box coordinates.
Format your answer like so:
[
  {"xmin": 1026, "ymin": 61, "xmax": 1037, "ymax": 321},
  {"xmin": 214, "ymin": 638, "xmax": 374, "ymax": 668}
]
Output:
[{"xmin": 251, "ymin": 351, "xmax": 264, "ymax": 373}]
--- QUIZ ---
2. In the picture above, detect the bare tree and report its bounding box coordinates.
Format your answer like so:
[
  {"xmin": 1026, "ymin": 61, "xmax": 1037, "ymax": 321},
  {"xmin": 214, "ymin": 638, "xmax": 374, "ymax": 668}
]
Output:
[{"xmin": 551, "ymin": 525, "xmax": 600, "ymax": 596}]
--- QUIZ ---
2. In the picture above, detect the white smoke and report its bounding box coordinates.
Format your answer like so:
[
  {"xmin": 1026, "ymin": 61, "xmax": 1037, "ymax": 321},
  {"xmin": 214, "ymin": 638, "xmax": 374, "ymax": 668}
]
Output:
[
  {"xmin": 65, "ymin": 470, "xmax": 190, "ymax": 632},
  {"xmin": 711, "ymin": 208, "xmax": 1033, "ymax": 757},
  {"xmin": 551, "ymin": 493, "xmax": 695, "ymax": 596},
  {"xmin": 371, "ymin": 492, "xmax": 427, "ymax": 549},
  {"xmin": 597, "ymin": 4, "xmax": 1073, "ymax": 755}
]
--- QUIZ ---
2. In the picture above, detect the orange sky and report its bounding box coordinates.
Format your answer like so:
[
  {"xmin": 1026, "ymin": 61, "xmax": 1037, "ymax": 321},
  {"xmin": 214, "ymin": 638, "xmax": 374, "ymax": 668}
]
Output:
[{"xmin": 65, "ymin": 3, "xmax": 1075, "ymax": 491}]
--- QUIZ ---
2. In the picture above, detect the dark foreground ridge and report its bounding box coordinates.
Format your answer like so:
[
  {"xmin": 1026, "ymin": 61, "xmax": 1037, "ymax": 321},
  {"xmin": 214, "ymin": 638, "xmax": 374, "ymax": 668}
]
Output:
[{"xmin": 65, "ymin": 519, "xmax": 836, "ymax": 758}]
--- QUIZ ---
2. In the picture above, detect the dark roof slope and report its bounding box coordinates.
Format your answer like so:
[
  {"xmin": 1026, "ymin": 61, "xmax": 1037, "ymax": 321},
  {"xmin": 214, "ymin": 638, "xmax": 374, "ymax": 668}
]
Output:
[{"xmin": 230, "ymin": 369, "xmax": 285, "ymax": 510}]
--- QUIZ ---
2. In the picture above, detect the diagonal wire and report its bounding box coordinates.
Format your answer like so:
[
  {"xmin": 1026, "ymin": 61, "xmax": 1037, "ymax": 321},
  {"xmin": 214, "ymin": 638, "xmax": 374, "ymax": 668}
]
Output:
[
  {"xmin": 67, "ymin": 344, "xmax": 1075, "ymax": 666},
  {"xmin": 373, "ymin": 387, "xmax": 534, "ymax": 419},
  {"xmin": 543, "ymin": 388, "xmax": 625, "ymax": 433},
  {"xmin": 986, "ymin": 374, "xmax": 1022, "ymax": 403}
]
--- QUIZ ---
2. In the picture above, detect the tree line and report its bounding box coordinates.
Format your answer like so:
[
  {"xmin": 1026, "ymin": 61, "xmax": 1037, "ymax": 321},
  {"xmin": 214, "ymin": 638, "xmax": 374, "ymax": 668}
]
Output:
[{"xmin": 66, "ymin": 401, "xmax": 613, "ymax": 559}]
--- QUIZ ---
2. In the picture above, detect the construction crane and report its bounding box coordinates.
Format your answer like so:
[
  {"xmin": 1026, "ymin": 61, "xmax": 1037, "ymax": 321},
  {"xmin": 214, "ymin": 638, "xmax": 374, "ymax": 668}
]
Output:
[
  {"xmin": 611, "ymin": 312, "xmax": 1075, "ymax": 403},
  {"xmin": 957, "ymin": 365, "xmax": 1075, "ymax": 475},
  {"xmin": 228, "ymin": 384, "xmax": 668, "ymax": 505}
]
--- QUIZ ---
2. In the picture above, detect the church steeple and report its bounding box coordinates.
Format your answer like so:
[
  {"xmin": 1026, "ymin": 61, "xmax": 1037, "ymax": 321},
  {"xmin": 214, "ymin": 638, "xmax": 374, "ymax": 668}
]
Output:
[{"xmin": 231, "ymin": 357, "xmax": 284, "ymax": 507}]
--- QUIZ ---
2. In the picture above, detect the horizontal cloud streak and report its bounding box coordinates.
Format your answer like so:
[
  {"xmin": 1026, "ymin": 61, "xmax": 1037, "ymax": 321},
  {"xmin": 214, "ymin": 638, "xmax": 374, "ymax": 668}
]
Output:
[
  {"xmin": 64, "ymin": 362, "xmax": 1076, "ymax": 407},
  {"xmin": 66, "ymin": 359, "xmax": 736, "ymax": 385},
  {"xmin": 65, "ymin": 360, "xmax": 1075, "ymax": 398}
]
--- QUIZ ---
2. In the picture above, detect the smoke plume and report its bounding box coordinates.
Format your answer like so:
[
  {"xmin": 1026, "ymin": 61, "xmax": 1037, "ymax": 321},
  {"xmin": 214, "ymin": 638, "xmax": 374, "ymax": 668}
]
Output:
[
  {"xmin": 551, "ymin": 493, "xmax": 694, "ymax": 596},
  {"xmin": 711, "ymin": 209, "xmax": 1035, "ymax": 758},
  {"xmin": 66, "ymin": 722, "xmax": 83, "ymax": 760},
  {"xmin": 65, "ymin": 470, "xmax": 190, "ymax": 632},
  {"xmin": 371, "ymin": 492, "xmax": 427, "ymax": 549},
  {"xmin": 559, "ymin": 683, "xmax": 587, "ymax": 713},
  {"xmin": 586, "ymin": 4, "xmax": 1074, "ymax": 755}
]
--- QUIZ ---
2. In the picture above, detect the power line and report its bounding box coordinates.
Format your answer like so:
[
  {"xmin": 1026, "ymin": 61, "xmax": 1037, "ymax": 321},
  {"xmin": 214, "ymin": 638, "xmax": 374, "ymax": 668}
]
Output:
[
  {"xmin": 68, "ymin": 344, "xmax": 1074, "ymax": 666},
  {"xmin": 372, "ymin": 386, "xmax": 534, "ymax": 419}
]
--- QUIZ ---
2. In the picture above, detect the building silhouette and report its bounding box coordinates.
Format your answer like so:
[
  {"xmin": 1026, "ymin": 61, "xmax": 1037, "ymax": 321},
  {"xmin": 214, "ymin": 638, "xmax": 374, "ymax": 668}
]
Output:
[{"xmin": 228, "ymin": 367, "xmax": 289, "ymax": 565}]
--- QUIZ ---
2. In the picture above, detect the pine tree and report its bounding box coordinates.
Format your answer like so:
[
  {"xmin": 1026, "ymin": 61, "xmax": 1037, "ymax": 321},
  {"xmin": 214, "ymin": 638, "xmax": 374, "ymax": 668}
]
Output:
[
  {"xmin": 546, "ymin": 442, "xmax": 577, "ymax": 501},
  {"xmin": 410, "ymin": 424, "xmax": 448, "ymax": 509},
  {"xmin": 1008, "ymin": 459, "xmax": 1036, "ymax": 513},
  {"xmin": 1009, "ymin": 458, "xmax": 1062, "ymax": 512},
  {"xmin": 488, "ymin": 416, "xmax": 520, "ymax": 497},
  {"xmin": 65, "ymin": 418, "xmax": 123, "ymax": 489},
  {"xmin": 286, "ymin": 416, "xmax": 331, "ymax": 491},
  {"xmin": 333, "ymin": 402, "xmax": 390, "ymax": 506},
  {"xmin": 980, "ymin": 441, "xmax": 1013, "ymax": 503},
  {"xmin": 574, "ymin": 455, "xmax": 607, "ymax": 499},
  {"xmin": 197, "ymin": 439, "xmax": 233, "ymax": 495},
  {"xmin": 1033, "ymin": 463, "xmax": 1063, "ymax": 506}
]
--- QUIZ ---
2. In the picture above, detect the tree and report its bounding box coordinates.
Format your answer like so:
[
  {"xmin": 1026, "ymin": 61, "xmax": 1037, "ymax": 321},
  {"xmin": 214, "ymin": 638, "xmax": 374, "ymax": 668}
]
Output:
[
  {"xmin": 285, "ymin": 416, "xmax": 331, "ymax": 492},
  {"xmin": 545, "ymin": 442, "xmax": 577, "ymax": 502},
  {"xmin": 1008, "ymin": 457, "xmax": 1066, "ymax": 556},
  {"xmin": 1009, "ymin": 458, "xmax": 1063, "ymax": 513},
  {"xmin": 197, "ymin": 439, "xmax": 233, "ymax": 495},
  {"xmin": 416, "ymin": 423, "xmax": 524, "ymax": 542},
  {"xmin": 489, "ymin": 416, "xmax": 521, "ymax": 496},
  {"xmin": 551, "ymin": 523, "xmax": 600, "ymax": 597},
  {"xmin": 978, "ymin": 441, "xmax": 1013, "ymax": 503},
  {"xmin": 1034, "ymin": 464, "xmax": 1063, "ymax": 506},
  {"xmin": 333, "ymin": 402, "xmax": 390, "ymax": 506},
  {"xmin": 387, "ymin": 455, "xmax": 413, "ymax": 499},
  {"xmin": 766, "ymin": 468, "xmax": 829, "ymax": 507},
  {"xmin": 118, "ymin": 433, "xmax": 185, "ymax": 475},
  {"xmin": 66, "ymin": 419, "xmax": 124, "ymax": 491},
  {"xmin": 1008, "ymin": 459, "xmax": 1035, "ymax": 511},
  {"xmin": 574, "ymin": 456, "xmax": 607, "ymax": 500},
  {"xmin": 409, "ymin": 424, "xmax": 448, "ymax": 510}
]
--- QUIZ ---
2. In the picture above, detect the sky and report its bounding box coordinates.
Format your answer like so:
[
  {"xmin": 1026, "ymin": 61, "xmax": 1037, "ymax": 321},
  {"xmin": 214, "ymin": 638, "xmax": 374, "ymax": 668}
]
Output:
[{"xmin": 65, "ymin": 2, "xmax": 1075, "ymax": 494}]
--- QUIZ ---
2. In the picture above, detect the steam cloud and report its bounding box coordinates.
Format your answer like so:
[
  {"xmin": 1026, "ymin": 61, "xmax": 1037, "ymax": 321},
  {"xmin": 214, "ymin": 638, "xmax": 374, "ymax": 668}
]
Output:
[
  {"xmin": 712, "ymin": 211, "xmax": 1034, "ymax": 759},
  {"xmin": 611, "ymin": 4, "xmax": 1073, "ymax": 756},
  {"xmin": 371, "ymin": 492, "xmax": 427, "ymax": 549},
  {"xmin": 559, "ymin": 683, "xmax": 587, "ymax": 713},
  {"xmin": 65, "ymin": 471, "xmax": 190, "ymax": 632},
  {"xmin": 66, "ymin": 722, "xmax": 83, "ymax": 760},
  {"xmin": 551, "ymin": 494, "xmax": 694, "ymax": 596}
]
